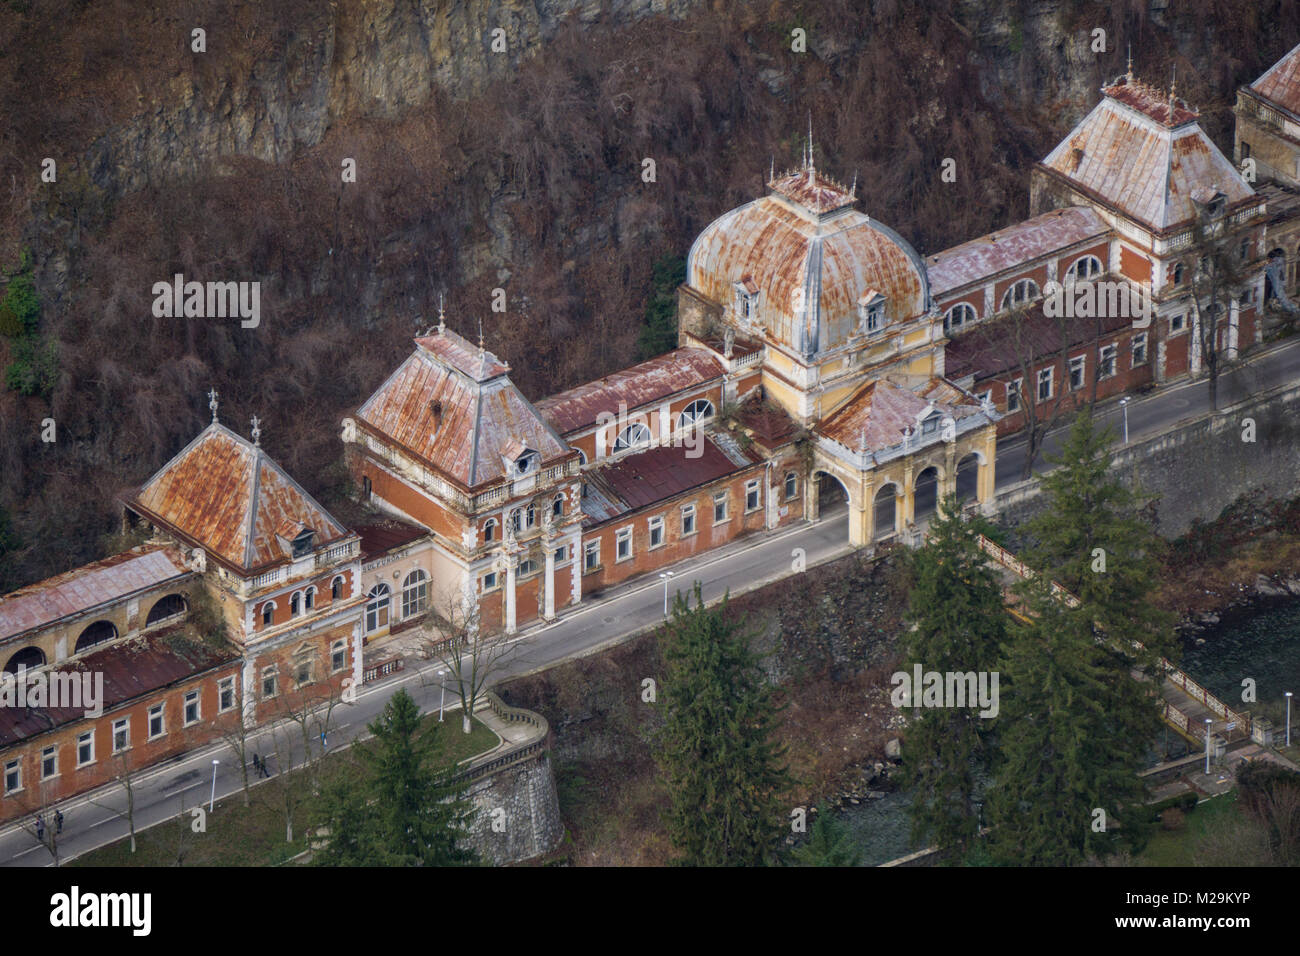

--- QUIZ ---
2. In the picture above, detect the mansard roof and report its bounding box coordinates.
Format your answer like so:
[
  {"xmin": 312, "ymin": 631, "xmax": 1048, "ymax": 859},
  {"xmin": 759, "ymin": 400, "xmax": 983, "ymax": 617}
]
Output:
[
  {"xmin": 817, "ymin": 377, "xmax": 984, "ymax": 454},
  {"xmin": 928, "ymin": 207, "xmax": 1109, "ymax": 297},
  {"xmin": 535, "ymin": 347, "xmax": 724, "ymax": 435},
  {"xmin": 356, "ymin": 326, "xmax": 571, "ymax": 490},
  {"xmin": 1250, "ymin": 41, "xmax": 1300, "ymax": 119},
  {"xmin": 127, "ymin": 424, "xmax": 350, "ymax": 575},
  {"xmin": 1039, "ymin": 77, "xmax": 1255, "ymax": 233}
]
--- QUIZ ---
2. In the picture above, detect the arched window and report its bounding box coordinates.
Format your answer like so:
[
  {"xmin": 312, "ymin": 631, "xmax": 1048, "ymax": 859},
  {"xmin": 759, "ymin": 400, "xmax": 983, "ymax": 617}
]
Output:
[
  {"xmin": 552, "ymin": 494, "xmax": 564, "ymax": 518},
  {"xmin": 290, "ymin": 591, "xmax": 302, "ymax": 617},
  {"xmin": 525, "ymin": 503, "xmax": 536, "ymax": 528},
  {"xmin": 943, "ymin": 302, "xmax": 976, "ymax": 334},
  {"xmin": 576, "ymin": 449, "xmax": 588, "ymax": 466},
  {"xmin": 75, "ymin": 620, "xmax": 118, "ymax": 654},
  {"xmin": 401, "ymin": 570, "xmax": 428, "ymax": 619},
  {"xmin": 145, "ymin": 593, "xmax": 187, "ymax": 626},
  {"xmin": 784, "ymin": 472, "xmax": 798, "ymax": 500},
  {"xmin": 614, "ymin": 423, "xmax": 652, "ymax": 452},
  {"xmin": 1001, "ymin": 279, "xmax": 1039, "ymax": 311},
  {"xmin": 304, "ymin": 587, "xmax": 316, "ymax": 611},
  {"xmin": 365, "ymin": 584, "xmax": 391, "ymax": 633},
  {"xmin": 4, "ymin": 646, "xmax": 45, "ymax": 674},
  {"xmin": 677, "ymin": 399, "xmax": 715, "ymax": 430},
  {"xmin": 484, "ymin": 518, "xmax": 498, "ymax": 543},
  {"xmin": 508, "ymin": 509, "xmax": 522, "ymax": 533},
  {"xmin": 1065, "ymin": 255, "xmax": 1103, "ymax": 282},
  {"xmin": 330, "ymin": 576, "xmax": 345, "ymax": 600},
  {"xmin": 261, "ymin": 602, "xmax": 275, "ymax": 627}
]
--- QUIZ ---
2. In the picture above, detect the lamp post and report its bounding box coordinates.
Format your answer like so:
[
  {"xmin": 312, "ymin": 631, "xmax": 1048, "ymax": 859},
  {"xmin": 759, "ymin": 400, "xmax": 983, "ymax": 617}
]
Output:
[
  {"xmin": 659, "ymin": 571, "xmax": 675, "ymax": 617},
  {"xmin": 1287, "ymin": 691, "xmax": 1293, "ymax": 748},
  {"xmin": 209, "ymin": 759, "xmax": 219, "ymax": 812},
  {"xmin": 1204, "ymin": 719, "xmax": 1213, "ymax": 775},
  {"xmin": 1119, "ymin": 397, "xmax": 1130, "ymax": 445},
  {"xmin": 439, "ymin": 669, "xmax": 447, "ymax": 723}
]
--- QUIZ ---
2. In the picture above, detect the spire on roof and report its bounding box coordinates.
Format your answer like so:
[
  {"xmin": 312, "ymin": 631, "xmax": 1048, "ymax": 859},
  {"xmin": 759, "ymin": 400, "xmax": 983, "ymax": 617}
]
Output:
[
  {"xmin": 1169, "ymin": 65, "xmax": 1177, "ymax": 120},
  {"xmin": 807, "ymin": 113, "xmax": 815, "ymax": 182},
  {"xmin": 250, "ymin": 415, "xmax": 262, "ymax": 448},
  {"xmin": 208, "ymin": 387, "xmax": 219, "ymax": 424},
  {"xmin": 437, "ymin": 292, "xmax": 446, "ymax": 334},
  {"xmin": 1126, "ymin": 43, "xmax": 1133, "ymax": 84}
]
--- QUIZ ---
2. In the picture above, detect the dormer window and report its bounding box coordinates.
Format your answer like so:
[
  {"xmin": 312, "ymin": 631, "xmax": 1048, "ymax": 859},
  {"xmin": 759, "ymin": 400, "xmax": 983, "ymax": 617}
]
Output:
[
  {"xmin": 859, "ymin": 291, "xmax": 887, "ymax": 335},
  {"xmin": 921, "ymin": 412, "xmax": 943, "ymax": 436},
  {"xmin": 514, "ymin": 449, "xmax": 539, "ymax": 476},
  {"xmin": 733, "ymin": 277, "xmax": 760, "ymax": 323},
  {"xmin": 291, "ymin": 529, "xmax": 315, "ymax": 559}
]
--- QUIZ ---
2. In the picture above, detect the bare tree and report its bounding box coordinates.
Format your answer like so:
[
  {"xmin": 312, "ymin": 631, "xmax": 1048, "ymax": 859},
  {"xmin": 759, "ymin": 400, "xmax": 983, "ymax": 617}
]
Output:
[
  {"xmin": 215, "ymin": 680, "xmax": 255, "ymax": 808},
  {"xmin": 17, "ymin": 780, "xmax": 63, "ymax": 866},
  {"xmin": 1180, "ymin": 212, "xmax": 1252, "ymax": 412},
  {"xmin": 421, "ymin": 585, "xmax": 514, "ymax": 733},
  {"xmin": 261, "ymin": 718, "xmax": 309, "ymax": 845},
  {"xmin": 87, "ymin": 749, "xmax": 140, "ymax": 854},
  {"xmin": 265, "ymin": 660, "xmax": 349, "ymax": 792}
]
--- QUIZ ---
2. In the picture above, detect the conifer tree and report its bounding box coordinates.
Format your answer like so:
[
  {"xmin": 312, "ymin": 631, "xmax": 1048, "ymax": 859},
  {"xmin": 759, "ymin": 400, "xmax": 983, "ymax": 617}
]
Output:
[
  {"xmin": 314, "ymin": 689, "xmax": 477, "ymax": 866},
  {"xmin": 789, "ymin": 805, "xmax": 862, "ymax": 867},
  {"xmin": 655, "ymin": 584, "xmax": 793, "ymax": 866},
  {"xmin": 900, "ymin": 497, "xmax": 1006, "ymax": 859}
]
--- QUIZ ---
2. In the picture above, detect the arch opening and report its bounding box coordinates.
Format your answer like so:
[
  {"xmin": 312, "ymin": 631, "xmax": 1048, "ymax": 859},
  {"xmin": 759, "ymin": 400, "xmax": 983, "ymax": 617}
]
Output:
[
  {"xmin": 75, "ymin": 620, "xmax": 119, "ymax": 654},
  {"xmin": 873, "ymin": 483, "xmax": 898, "ymax": 542},
  {"xmin": 914, "ymin": 466, "xmax": 940, "ymax": 521}
]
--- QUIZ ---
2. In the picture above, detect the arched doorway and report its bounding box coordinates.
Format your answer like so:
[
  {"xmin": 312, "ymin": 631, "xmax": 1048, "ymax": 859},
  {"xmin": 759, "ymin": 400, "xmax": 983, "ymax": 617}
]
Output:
[
  {"xmin": 75, "ymin": 620, "xmax": 118, "ymax": 654},
  {"xmin": 4, "ymin": 646, "xmax": 44, "ymax": 674},
  {"xmin": 813, "ymin": 471, "xmax": 850, "ymax": 540},
  {"xmin": 873, "ymin": 484, "xmax": 898, "ymax": 541},
  {"xmin": 914, "ymin": 466, "xmax": 939, "ymax": 521},
  {"xmin": 955, "ymin": 454, "xmax": 980, "ymax": 505}
]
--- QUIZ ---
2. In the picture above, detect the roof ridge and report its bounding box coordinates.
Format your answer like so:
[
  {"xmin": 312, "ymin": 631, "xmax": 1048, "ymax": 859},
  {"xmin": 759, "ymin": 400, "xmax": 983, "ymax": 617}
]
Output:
[{"xmin": 244, "ymin": 448, "xmax": 262, "ymax": 569}]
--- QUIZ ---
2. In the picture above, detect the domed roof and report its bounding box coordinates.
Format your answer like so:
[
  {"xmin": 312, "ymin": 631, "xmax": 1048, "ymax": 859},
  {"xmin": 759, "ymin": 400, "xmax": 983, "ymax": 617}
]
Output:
[{"xmin": 686, "ymin": 166, "xmax": 932, "ymax": 360}]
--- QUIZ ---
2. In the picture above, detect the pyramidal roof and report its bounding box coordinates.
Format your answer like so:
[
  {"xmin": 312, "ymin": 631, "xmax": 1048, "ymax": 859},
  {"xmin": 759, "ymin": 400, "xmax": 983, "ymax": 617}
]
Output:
[
  {"xmin": 356, "ymin": 326, "xmax": 572, "ymax": 490},
  {"xmin": 129, "ymin": 423, "xmax": 349, "ymax": 574},
  {"xmin": 1250, "ymin": 41, "xmax": 1300, "ymax": 118},
  {"xmin": 1040, "ymin": 76, "xmax": 1255, "ymax": 232}
]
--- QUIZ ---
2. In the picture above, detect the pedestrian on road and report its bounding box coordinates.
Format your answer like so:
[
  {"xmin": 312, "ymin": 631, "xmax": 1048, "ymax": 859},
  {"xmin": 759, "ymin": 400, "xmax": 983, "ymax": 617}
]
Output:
[
  {"xmin": 55, "ymin": 809, "xmax": 63, "ymax": 834},
  {"xmin": 252, "ymin": 753, "xmax": 261, "ymax": 774},
  {"xmin": 35, "ymin": 814, "xmax": 44, "ymax": 841},
  {"xmin": 320, "ymin": 730, "xmax": 327, "ymax": 750}
]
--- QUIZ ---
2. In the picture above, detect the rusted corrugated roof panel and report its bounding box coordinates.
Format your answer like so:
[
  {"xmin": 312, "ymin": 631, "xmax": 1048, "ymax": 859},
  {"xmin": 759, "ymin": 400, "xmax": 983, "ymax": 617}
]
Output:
[
  {"xmin": 687, "ymin": 183, "xmax": 929, "ymax": 359},
  {"xmin": 581, "ymin": 434, "xmax": 761, "ymax": 526},
  {"xmin": 130, "ymin": 425, "xmax": 349, "ymax": 573},
  {"xmin": 355, "ymin": 519, "xmax": 430, "ymax": 563},
  {"xmin": 818, "ymin": 378, "xmax": 981, "ymax": 453},
  {"xmin": 0, "ymin": 627, "xmax": 239, "ymax": 747},
  {"xmin": 928, "ymin": 207, "xmax": 1109, "ymax": 295},
  {"xmin": 414, "ymin": 327, "xmax": 510, "ymax": 382},
  {"xmin": 944, "ymin": 301, "xmax": 1134, "ymax": 381},
  {"xmin": 1252, "ymin": 42, "xmax": 1300, "ymax": 117},
  {"xmin": 357, "ymin": 330, "xmax": 570, "ymax": 490},
  {"xmin": 769, "ymin": 166, "xmax": 859, "ymax": 215},
  {"xmin": 1040, "ymin": 83, "xmax": 1254, "ymax": 232},
  {"xmin": 535, "ymin": 349, "xmax": 724, "ymax": 436},
  {"xmin": 0, "ymin": 547, "xmax": 192, "ymax": 642},
  {"xmin": 730, "ymin": 395, "xmax": 799, "ymax": 448}
]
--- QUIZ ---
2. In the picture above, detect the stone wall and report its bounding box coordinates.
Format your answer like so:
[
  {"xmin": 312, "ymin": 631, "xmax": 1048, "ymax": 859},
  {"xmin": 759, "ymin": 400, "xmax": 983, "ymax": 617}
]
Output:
[
  {"xmin": 994, "ymin": 378, "xmax": 1300, "ymax": 538},
  {"xmin": 462, "ymin": 750, "xmax": 564, "ymax": 865}
]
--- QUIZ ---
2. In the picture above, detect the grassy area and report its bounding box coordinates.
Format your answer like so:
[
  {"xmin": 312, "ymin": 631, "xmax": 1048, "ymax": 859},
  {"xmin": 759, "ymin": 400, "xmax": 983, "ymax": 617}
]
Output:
[
  {"xmin": 1136, "ymin": 791, "xmax": 1242, "ymax": 866},
  {"xmin": 69, "ymin": 713, "xmax": 499, "ymax": 867}
]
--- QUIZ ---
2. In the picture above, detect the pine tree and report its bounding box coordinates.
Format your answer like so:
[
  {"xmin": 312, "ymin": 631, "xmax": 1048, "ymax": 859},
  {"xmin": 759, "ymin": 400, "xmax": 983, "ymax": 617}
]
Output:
[
  {"xmin": 655, "ymin": 584, "xmax": 793, "ymax": 866},
  {"xmin": 788, "ymin": 805, "xmax": 862, "ymax": 867},
  {"xmin": 900, "ymin": 497, "xmax": 1006, "ymax": 859},
  {"xmin": 636, "ymin": 255, "xmax": 684, "ymax": 359},
  {"xmin": 313, "ymin": 689, "xmax": 477, "ymax": 866}
]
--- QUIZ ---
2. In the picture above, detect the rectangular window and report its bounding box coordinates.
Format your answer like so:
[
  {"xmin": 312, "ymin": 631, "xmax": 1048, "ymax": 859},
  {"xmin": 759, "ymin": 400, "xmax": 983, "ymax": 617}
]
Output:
[
  {"xmin": 554, "ymin": 544, "xmax": 569, "ymax": 564},
  {"xmin": 296, "ymin": 659, "xmax": 313, "ymax": 687},
  {"xmin": 331, "ymin": 641, "xmax": 346, "ymax": 673},
  {"xmin": 112, "ymin": 717, "xmax": 130, "ymax": 754},
  {"xmin": 784, "ymin": 473, "xmax": 798, "ymax": 501},
  {"xmin": 183, "ymin": 690, "xmax": 200, "ymax": 726},
  {"xmin": 149, "ymin": 703, "xmax": 165, "ymax": 739},
  {"xmin": 482, "ymin": 571, "xmax": 499, "ymax": 591},
  {"xmin": 1068, "ymin": 355, "xmax": 1086, "ymax": 391},
  {"xmin": 1037, "ymin": 367, "xmax": 1053, "ymax": 403},
  {"xmin": 1099, "ymin": 344, "xmax": 1117, "ymax": 378},
  {"xmin": 584, "ymin": 540, "xmax": 600, "ymax": 572},
  {"xmin": 1170, "ymin": 312, "xmax": 1185, "ymax": 333},
  {"xmin": 616, "ymin": 527, "xmax": 633, "ymax": 562},
  {"xmin": 41, "ymin": 746, "xmax": 57, "ymax": 781},
  {"xmin": 4, "ymin": 759, "xmax": 20, "ymax": 795},
  {"xmin": 77, "ymin": 731, "xmax": 94, "ymax": 768},
  {"xmin": 1132, "ymin": 332, "xmax": 1148, "ymax": 366},
  {"xmin": 648, "ymin": 516, "xmax": 664, "ymax": 549},
  {"xmin": 745, "ymin": 479, "xmax": 761, "ymax": 513},
  {"xmin": 1006, "ymin": 379, "xmax": 1022, "ymax": 413},
  {"xmin": 713, "ymin": 492, "xmax": 729, "ymax": 524},
  {"xmin": 681, "ymin": 504, "xmax": 696, "ymax": 536},
  {"xmin": 218, "ymin": 676, "xmax": 235, "ymax": 712},
  {"xmin": 1241, "ymin": 287, "xmax": 1255, "ymax": 306}
]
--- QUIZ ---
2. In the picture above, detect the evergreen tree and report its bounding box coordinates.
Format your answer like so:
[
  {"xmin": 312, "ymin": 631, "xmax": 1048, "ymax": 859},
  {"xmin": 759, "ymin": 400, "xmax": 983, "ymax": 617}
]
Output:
[
  {"xmin": 0, "ymin": 249, "xmax": 39, "ymax": 339},
  {"xmin": 900, "ymin": 497, "xmax": 1006, "ymax": 859},
  {"xmin": 655, "ymin": 584, "xmax": 793, "ymax": 866},
  {"xmin": 789, "ymin": 806, "xmax": 862, "ymax": 867},
  {"xmin": 313, "ymin": 689, "xmax": 477, "ymax": 866},
  {"xmin": 636, "ymin": 255, "xmax": 685, "ymax": 359}
]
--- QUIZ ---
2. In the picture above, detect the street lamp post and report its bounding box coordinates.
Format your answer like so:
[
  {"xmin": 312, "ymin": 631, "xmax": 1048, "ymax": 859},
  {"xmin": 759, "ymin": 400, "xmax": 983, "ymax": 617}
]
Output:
[
  {"xmin": 659, "ymin": 571, "xmax": 675, "ymax": 617},
  {"xmin": 209, "ymin": 758, "xmax": 219, "ymax": 812},
  {"xmin": 1119, "ymin": 397, "xmax": 1130, "ymax": 445},
  {"xmin": 439, "ymin": 669, "xmax": 447, "ymax": 723},
  {"xmin": 1287, "ymin": 691, "xmax": 1293, "ymax": 748},
  {"xmin": 1204, "ymin": 719, "xmax": 1213, "ymax": 775}
]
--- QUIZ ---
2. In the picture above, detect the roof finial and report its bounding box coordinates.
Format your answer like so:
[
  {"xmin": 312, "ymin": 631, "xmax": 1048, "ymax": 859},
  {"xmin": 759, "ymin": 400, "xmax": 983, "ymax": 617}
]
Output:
[
  {"xmin": 769, "ymin": 155, "xmax": 775, "ymax": 184},
  {"xmin": 1168, "ymin": 65, "xmax": 1177, "ymax": 123},
  {"xmin": 437, "ymin": 292, "xmax": 446, "ymax": 334},
  {"xmin": 250, "ymin": 415, "xmax": 262, "ymax": 448},
  {"xmin": 478, "ymin": 316, "xmax": 485, "ymax": 352},
  {"xmin": 1126, "ymin": 43, "xmax": 1133, "ymax": 83},
  {"xmin": 208, "ymin": 387, "xmax": 219, "ymax": 424},
  {"xmin": 807, "ymin": 112, "xmax": 815, "ymax": 179},
  {"xmin": 850, "ymin": 169, "xmax": 857, "ymax": 198}
]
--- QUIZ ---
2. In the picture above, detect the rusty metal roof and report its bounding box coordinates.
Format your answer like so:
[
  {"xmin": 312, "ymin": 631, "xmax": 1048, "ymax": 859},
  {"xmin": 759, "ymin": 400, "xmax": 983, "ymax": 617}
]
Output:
[
  {"xmin": 0, "ymin": 546, "xmax": 192, "ymax": 643},
  {"xmin": 413, "ymin": 325, "xmax": 510, "ymax": 382},
  {"xmin": 0, "ymin": 627, "xmax": 239, "ymax": 748},
  {"xmin": 768, "ymin": 166, "xmax": 859, "ymax": 215},
  {"xmin": 581, "ymin": 432, "xmax": 761, "ymax": 525},
  {"xmin": 1251, "ymin": 42, "xmax": 1300, "ymax": 118},
  {"xmin": 928, "ymin": 207, "xmax": 1109, "ymax": 296},
  {"xmin": 129, "ymin": 424, "xmax": 349, "ymax": 574},
  {"xmin": 818, "ymin": 378, "xmax": 982, "ymax": 453},
  {"xmin": 355, "ymin": 519, "xmax": 430, "ymax": 563},
  {"xmin": 535, "ymin": 348, "xmax": 724, "ymax": 435},
  {"xmin": 686, "ymin": 179, "xmax": 930, "ymax": 360},
  {"xmin": 357, "ymin": 330, "xmax": 571, "ymax": 490},
  {"xmin": 1040, "ymin": 81, "xmax": 1254, "ymax": 232}
]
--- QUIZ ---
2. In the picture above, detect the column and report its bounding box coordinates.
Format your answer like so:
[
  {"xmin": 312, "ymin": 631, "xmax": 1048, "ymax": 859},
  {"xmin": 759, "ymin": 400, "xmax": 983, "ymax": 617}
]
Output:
[
  {"xmin": 504, "ymin": 555, "xmax": 518, "ymax": 635},
  {"xmin": 569, "ymin": 530, "xmax": 583, "ymax": 607},
  {"xmin": 241, "ymin": 657, "xmax": 257, "ymax": 729},
  {"xmin": 901, "ymin": 460, "xmax": 916, "ymax": 530},
  {"xmin": 978, "ymin": 430, "xmax": 997, "ymax": 513},
  {"xmin": 543, "ymin": 542, "xmax": 556, "ymax": 620},
  {"xmin": 806, "ymin": 473, "xmax": 821, "ymax": 522},
  {"xmin": 351, "ymin": 621, "xmax": 363, "ymax": 691}
]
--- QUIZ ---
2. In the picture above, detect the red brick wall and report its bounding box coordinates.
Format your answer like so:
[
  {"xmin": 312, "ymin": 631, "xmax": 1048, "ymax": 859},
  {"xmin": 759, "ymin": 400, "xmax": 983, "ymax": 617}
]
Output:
[
  {"xmin": 1120, "ymin": 245, "xmax": 1153, "ymax": 283},
  {"xmin": 251, "ymin": 621, "xmax": 356, "ymax": 724}
]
